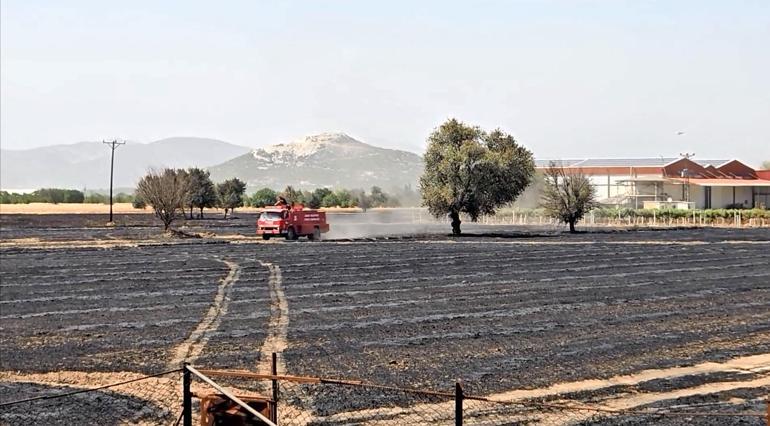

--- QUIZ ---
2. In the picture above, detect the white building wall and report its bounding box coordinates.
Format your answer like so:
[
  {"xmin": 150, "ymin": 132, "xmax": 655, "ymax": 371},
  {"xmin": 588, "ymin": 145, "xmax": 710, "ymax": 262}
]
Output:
[
  {"xmin": 707, "ymin": 186, "xmax": 754, "ymax": 208},
  {"xmin": 710, "ymin": 187, "xmax": 731, "ymax": 208},
  {"xmin": 589, "ymin": 175, "xmax": 634, "ymax": 199},
  {"xmin": 689, "ymin": 185, "xmax": 705, "ymax": 209},
  {"xmin": 661, "ymin": 183, "xmax": 686, "ymax": 201},
  {"xmin": 734, "ymin": 187, "xmax": 753, "ymax": 207},
  {"xmin": 585, "ymin": 172, "xmax": 758, "ymax": 209}
]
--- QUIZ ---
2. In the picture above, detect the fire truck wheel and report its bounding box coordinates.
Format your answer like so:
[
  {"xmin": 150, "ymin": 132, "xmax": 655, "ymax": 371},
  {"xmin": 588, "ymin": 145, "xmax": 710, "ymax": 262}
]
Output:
[
  {"xmin": 286, "ymin": 227, "xmax": 298, "ymax": 241},
  {"xmin": 262, "ymin": 234, "xmax": 270, "ymax": 241}
]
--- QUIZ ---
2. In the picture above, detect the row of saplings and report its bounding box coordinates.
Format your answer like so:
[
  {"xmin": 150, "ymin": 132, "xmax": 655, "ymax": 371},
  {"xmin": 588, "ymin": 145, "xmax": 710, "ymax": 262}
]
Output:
[{"xmin": 137, "ymin": 118, "xmax": 596, "ymax": 234}]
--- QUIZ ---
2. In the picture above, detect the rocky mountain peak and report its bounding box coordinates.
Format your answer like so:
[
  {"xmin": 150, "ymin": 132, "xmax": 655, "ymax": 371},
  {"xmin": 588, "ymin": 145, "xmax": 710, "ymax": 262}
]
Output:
[
  {"xmin": 255, "ymin": 132, "xmax": 363, "ymax": 159},
  {"xmin": 210, "ymin": 132, "xmax": 423, "ymax": 190}
]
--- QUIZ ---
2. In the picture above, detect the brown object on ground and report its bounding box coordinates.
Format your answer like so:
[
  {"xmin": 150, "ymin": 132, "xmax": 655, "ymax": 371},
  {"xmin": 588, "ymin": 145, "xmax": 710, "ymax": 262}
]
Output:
[{"xmin": 199, "ymin": 394, "xmax": 273, "ymax": 426}]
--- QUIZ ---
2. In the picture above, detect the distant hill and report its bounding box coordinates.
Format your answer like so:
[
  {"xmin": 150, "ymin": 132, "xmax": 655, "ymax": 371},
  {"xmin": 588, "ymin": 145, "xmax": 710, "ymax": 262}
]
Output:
[
  {"xmin": 0, "ymin": 137, "xmax": 251, "ymax": 190},
  {"xmin": 207, "ymin": 132, "xmax": 424, "ymax": 191}
]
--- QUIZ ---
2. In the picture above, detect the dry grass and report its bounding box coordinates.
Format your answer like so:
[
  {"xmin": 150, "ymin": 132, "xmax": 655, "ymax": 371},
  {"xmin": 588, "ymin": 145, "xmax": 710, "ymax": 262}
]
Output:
[
  {"xmin": 0, "ymin": 203, "xmax": 368, "ymax": 215},
  {"xmin": 0, "ymin": 203, "xmax": 145, "ymax": 214}
]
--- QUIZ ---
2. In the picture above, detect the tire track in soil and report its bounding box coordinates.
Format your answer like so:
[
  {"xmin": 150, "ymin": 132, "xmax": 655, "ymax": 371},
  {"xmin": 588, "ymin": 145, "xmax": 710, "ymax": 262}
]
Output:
[
  {"xmin": 255, "ymin": 260, "xmax": 317, "ymax": 423},
  {"xmin": 322, "ymin": 352, "xmax": 770, "ymax": 425},
  {"xmin": 1, "ymin": 259, "xmax": 245, "ymax": 423},
  {"xmin": 535, "ymin": 375, "xmax": 770, "ymax": 425},
  {"xmin": 256, "ymin": 261, "xmax": 288, "ymax": 375},
  {"xmin": 167, "ymin": 259, "xmax": 240, "ymax": 368}
]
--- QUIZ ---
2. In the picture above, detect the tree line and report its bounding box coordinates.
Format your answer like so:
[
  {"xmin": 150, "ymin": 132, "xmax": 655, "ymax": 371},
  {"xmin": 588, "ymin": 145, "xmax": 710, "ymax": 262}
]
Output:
[
  {"xmin": 134, "ymin": 168, "xmax": 419, "ymax": 230},
  {"xmin": 244, "ymin": 185, "xmax": 407, "ymax": 210},
  {"xmin": 0, "ymin": 189, "xmax": 134, "ymax": 204}
]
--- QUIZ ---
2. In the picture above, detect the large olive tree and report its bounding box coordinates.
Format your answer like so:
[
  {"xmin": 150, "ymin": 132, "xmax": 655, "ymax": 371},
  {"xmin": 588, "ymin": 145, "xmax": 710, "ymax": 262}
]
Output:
[
  {"xmin": 420, "ymin": 118, "xmax": 535, "ymax": 235},
  {"xmin": 541, "ymin": 162, "xmax": 597, "ymax": 233}
]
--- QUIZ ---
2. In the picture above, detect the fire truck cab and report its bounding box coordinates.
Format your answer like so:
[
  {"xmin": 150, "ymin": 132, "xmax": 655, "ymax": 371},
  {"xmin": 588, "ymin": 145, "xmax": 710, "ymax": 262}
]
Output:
[{"xmin": 256, "ymin": 204, "xmax": 329, "ymax": 241}]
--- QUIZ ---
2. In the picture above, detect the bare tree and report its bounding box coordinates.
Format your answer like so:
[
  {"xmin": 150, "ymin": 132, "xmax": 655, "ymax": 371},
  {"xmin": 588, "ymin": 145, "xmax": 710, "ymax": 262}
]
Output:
[
  {"xmin": 541, "ymin": 162, "xmax": 597, "ymax": 233},
  {"xmin": 135, "ymin": 168, "xmax": 189, "ymax": 231}
]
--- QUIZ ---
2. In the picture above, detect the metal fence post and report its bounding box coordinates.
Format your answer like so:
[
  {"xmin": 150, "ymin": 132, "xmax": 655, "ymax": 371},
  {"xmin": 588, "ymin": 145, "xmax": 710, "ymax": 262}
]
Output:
[
  {"xmin": 272, "ymin": 353, "xmax": 279, "ymax": 424},
  {"xmin": 183, "ymin": 363, "xmax": 192, "ymax": 426},
  {"xmin": 455, "ymin": 381, "xmax": 463, "ymax": 426}
]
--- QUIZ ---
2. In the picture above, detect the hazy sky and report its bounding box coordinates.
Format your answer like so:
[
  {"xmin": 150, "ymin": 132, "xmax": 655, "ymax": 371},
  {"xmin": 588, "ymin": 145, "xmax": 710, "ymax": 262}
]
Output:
[{"xmin": 2, "ymin": 1, "xmax": 769, "ymax": 164}]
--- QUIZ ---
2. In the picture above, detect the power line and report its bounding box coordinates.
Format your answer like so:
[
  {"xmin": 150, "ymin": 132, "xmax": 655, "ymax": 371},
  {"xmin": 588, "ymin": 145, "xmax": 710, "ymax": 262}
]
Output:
[{"xmin": 103, "ymin": 140, "xmax": 126, "ymax": 223}]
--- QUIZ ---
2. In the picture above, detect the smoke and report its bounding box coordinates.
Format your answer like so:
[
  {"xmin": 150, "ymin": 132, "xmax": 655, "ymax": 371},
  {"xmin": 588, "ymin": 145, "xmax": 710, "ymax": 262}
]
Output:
[
  {"xmin": 324, "ymin": 209, "xmax": 447, "ymax": 240},
  {"xmin": 322, "ymin": 208, "xmax": 566, "ymax": 240}
]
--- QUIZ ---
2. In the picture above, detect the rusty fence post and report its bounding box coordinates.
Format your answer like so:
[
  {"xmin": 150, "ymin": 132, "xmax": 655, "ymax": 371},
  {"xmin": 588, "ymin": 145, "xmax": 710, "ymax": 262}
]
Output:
[
  {"xmin": 183, "ymin": 363, "xmax": 192, "ymax": 426},
  {"xmin": 272, "ymin": 353, "xmax": 279, "ymax": 424},
  {"xmin": 455, "ymin": 381, "xmax": 463, "ymax": 426}
]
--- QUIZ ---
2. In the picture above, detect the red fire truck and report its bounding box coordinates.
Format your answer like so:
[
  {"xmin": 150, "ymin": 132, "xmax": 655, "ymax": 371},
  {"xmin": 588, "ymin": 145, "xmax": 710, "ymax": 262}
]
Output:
[{"xmin": 256, "ymin": 204, "xmax": 330, "ymax": 240}]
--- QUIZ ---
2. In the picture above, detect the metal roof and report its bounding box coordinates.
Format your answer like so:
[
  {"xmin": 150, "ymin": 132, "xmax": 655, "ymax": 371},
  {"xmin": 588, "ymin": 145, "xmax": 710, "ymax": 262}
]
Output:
[
  {"xmin": 616, "ymin": 176, "xmax": 668, "ymax": 182},
  {"xmin": 576, "ymin": 158, "xmax": 675, "ymax": 167},
  {"xmin": 535, "ymin": 158, "xmax": 732, "ymax": 168},
  {"xmin": 533, "ymin": 159, "xmax": 584, "ymax": 167},
  {"xmin": 668, "ymin": 177, "xmax": 770, "ymax": 187},
  {"xmin": 694, "ymin": 159, "xmax": 733, "ymax": 167}
]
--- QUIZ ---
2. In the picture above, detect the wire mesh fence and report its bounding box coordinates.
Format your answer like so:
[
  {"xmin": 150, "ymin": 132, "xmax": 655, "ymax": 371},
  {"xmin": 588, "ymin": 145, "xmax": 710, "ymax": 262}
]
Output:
[
  {"xmin": 0, "ymin": 369, "xmax": 183, "ymax": 425},
  {"xmin": 276, "ymin": 379, "xmax": 456, "ymax": 425},
  {"xmin": 1, "ymin": 364, "xmax": 767, "ymax": 425},
  {"xmin": 462, "ymin": 395, "xmax": 770, "ymax": 425},
  {"xmin": 406, "ymin": 207, "xmax": 770, "ymax": 229},
  {"xmin": 475, "ymin": 210, "xmax": 770, "ymax": 228},
  {"xmin": 190, "ymin": 367, "xmax": 769, "ymax": 425}
]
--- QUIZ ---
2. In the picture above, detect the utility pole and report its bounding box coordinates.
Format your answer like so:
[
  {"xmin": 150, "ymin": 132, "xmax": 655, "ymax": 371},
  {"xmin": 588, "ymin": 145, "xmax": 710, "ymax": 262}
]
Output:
[
  {"xmin": 679, "ymin": 152, "xmax": 695, "ymax": 205},
  {"xmin": 103, "ymin": 140, "xmax": 126, "ymax": 223}
]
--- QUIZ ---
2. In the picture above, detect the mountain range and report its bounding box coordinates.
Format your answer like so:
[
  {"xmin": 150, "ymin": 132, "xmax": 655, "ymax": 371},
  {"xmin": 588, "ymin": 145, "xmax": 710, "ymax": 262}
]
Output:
[
  {"xmin": 0, "ymin": 137, "xmax": 251, "ymax": 191},
  {"xmin": 208, "ymin": 133, "xmax": 423, "ymax": 190},
  {"xmin": 1, "ymin": 133, "xmax": 424, "ymax": 192}
]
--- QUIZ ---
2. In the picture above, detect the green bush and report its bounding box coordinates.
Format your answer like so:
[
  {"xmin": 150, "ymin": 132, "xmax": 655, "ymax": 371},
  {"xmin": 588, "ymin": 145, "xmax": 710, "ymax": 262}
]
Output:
[
  {"xmin": 132, "ymin": 195, "xmax": 146, "ymax": 209},
  {"xmin": 743, "ymin": 208, "xmax": 770, "ymax": 219},
  {"xmin": 0, "ymin": 188, "xmax": 85, "ymax": 204},
  {"xmin": 507, "ymin": 206, "xmax": 768, "ymax": 223},
  {"xmin": 84, "ymin": 193, "xmax": 108, "ymax": 203},
  {"xmin": 248, "ymin": 188, "xmax": 278, "ymax": 208},
  {"xmin": 114, "ymin": 193, "xmax": 134, "ymax": 203}
]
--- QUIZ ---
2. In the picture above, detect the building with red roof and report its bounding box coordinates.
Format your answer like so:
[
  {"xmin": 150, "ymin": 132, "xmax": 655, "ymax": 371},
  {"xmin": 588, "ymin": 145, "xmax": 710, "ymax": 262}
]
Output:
[{"xmin": 535, "ymin": 158, "xmax": 770, "ymax": 209}]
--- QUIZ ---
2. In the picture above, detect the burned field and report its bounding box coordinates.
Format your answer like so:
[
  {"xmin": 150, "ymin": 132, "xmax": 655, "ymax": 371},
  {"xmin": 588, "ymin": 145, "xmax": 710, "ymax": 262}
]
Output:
[{"xmin": 1, "ymin": 219, "xmax": 769, "ymax": 423}]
